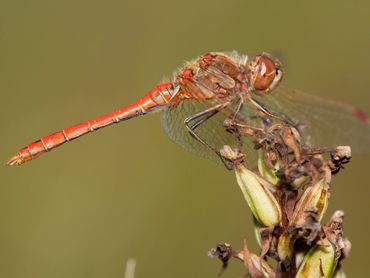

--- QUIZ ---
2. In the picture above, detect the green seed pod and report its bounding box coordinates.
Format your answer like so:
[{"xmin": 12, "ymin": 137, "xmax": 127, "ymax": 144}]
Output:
[
  {"xmin": 296, "ymin": 240, "xmax": 336, "ymax": 278},
  {"xmin": 235, "ymin": 164, "xmax": 281, "ymax": 227},
  {"xmin": 257, "ymin": 149, "xmax": 280, "ymax": 186}
]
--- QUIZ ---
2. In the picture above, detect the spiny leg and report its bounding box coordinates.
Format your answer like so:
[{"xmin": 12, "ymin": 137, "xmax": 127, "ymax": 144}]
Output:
[
  {"xmin": 184, "ymin": 102, "xmax": 232, "ymax": 169},
  {"xmin": 189, "ymin": 108, "xmax": 219, "ymax": 130},
  {"xmin": 184, "ymin": 103, "xmax": 226, "ymax": 148},
  {"xmin": 246, "ymin": 92, "xmax": 296, "ymax": 126},
  {"xmin": 231, "ymin": 95, "xmax": 244, "ymax": 122},
  {"xmin": 229, "ymin": 96, "xmax": 246, "ymax": 149}
]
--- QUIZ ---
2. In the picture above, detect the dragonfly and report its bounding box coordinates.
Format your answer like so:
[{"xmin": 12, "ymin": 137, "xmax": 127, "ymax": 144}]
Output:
[{"xmin": 6, "ymin": 51, "xmax": 370, "ymax": 166}]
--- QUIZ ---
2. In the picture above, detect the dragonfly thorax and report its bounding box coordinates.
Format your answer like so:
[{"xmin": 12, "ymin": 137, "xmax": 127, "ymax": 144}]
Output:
[{"xmin": 175, "ymin": 53, "xmax": 249, "ymax": 101}]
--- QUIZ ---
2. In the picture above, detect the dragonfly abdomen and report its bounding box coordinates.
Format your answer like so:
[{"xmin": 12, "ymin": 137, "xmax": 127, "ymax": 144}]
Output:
[{"xmin": 6, "ymin": 83, "xmax": 175, "ymax": 166}]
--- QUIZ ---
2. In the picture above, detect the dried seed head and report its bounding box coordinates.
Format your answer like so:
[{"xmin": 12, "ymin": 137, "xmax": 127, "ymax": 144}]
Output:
[
  {"xmin": 331, "ymin": 146, "xmax": 351, "ymax": 163},
  {"xmin": 207, "ymin": 242, "xmax": 233, "ymax": 275},
  {"xmin": 330, "ymin": 146, "xmax": 351, "ymax": 173},
  {"xmin": 219, "ymin": 145, "xmax": 245, "ymax": 166}
]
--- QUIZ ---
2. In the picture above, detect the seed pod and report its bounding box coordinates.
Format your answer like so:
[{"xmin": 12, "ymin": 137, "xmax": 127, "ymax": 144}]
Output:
[
  {"xmin": 296, "ymin": 240, "xmax": 337, "ymax": 278},
  {"xmin": 235, "ymin": 164, "xmax": 281, "ymax": 227},
  {"xmin": 292, "ymin": 178, "xmax": 329, "ymax": 223}
]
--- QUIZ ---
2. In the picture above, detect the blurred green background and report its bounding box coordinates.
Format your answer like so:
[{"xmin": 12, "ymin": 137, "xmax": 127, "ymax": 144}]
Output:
[{"xmin": 1, "ymin": 0, "xmax": 370, "ymax": 277}]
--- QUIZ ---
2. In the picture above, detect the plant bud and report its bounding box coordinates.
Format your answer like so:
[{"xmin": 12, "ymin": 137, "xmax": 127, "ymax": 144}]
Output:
[
  {"xmin": 235, "ymin": 164, "xmax": 281, "ymax": 227},
  {"xmin": 296, "ymin": 240, "xmax": 336, "ymax": 278}
]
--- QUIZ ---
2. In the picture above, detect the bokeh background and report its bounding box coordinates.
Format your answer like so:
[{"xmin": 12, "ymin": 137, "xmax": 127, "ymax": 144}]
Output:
[{"xmin": 1, "ymin": 1, "xmax": 370, "ymax": 277}]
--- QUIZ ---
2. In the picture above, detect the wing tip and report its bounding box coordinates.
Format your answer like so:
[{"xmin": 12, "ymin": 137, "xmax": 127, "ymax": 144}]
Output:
[{"xmin": 352, "ymin": 108, "xmax": 370, "ymax": 125}]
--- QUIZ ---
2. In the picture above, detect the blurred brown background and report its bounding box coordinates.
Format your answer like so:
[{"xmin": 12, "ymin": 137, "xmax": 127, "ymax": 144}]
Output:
[{"xmin": 1, "ymin": 0, "xmax": 370, "ymax": 277}]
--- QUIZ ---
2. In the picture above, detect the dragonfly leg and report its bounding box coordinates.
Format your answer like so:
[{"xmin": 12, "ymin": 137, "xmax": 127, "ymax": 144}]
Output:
[
  {"xmin": 246, "ymin": 92, "xmax": 295, "ymax": 125},
  {"xmin": 184, "ymin": 102, "xmax": 233, "ymax": 169},
  {"xmin": 231, "ymin": 95, "xmax": 244, "ymax": 121},
  {"xmin": 229, "ymin": 96, "xmax": 246, "ymax": 149}
]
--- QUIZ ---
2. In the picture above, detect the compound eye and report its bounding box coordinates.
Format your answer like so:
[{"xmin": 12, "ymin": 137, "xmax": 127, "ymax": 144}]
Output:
[{"xmin": 250, "ymin": 55, "xmax": 283, "ymax": 93}]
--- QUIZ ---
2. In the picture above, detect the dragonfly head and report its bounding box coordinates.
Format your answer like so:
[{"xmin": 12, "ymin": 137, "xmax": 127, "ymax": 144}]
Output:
[{"xmin": 249, "ymin": 53, "xmax": 283, "ymax": 95}]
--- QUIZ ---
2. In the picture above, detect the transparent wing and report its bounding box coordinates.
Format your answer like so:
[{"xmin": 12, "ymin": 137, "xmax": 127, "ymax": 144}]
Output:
[
  {"xmin": 161, "ymin": 98, "xmax": 260, "ymax": 165},
  {"xmin": 254, "ymin": 86, "xmax": 370, "ymax": 153}
]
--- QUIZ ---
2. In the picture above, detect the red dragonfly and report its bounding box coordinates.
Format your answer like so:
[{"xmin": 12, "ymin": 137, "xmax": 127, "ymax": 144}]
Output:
[{"xmin": 6, "ymin": 52, "xmax": 370, "ymax": 166}]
